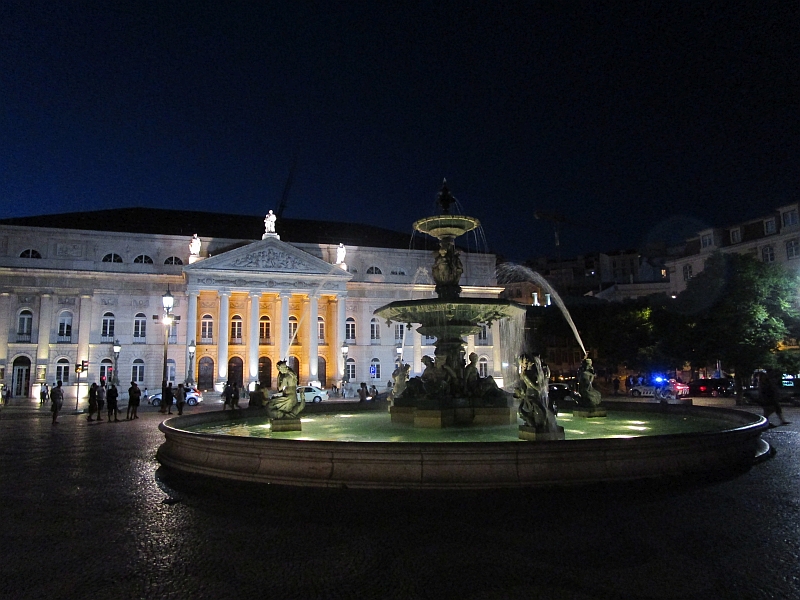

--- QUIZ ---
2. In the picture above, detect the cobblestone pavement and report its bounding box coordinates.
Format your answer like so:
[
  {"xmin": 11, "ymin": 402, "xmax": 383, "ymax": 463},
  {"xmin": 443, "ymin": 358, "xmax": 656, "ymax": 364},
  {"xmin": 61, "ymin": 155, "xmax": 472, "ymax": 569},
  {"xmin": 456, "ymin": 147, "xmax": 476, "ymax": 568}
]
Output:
[{"xmin": 2, "ymin": 401, "xmax": 799, "ymax": 599}]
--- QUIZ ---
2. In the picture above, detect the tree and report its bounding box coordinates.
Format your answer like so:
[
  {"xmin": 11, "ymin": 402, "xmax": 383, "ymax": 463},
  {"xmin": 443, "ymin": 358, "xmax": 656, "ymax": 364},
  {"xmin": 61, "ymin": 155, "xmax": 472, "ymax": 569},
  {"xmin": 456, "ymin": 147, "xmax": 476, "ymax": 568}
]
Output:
[{"xmin": 664, "ymin": 252, "xmax": 800, "ymax": 402}]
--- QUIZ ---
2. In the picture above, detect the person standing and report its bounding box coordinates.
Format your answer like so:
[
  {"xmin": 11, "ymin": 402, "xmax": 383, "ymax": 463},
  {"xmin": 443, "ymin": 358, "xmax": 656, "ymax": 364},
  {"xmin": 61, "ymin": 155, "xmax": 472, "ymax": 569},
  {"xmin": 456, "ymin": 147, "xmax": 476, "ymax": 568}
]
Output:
[
  {"xmin": 106, "ymin": 384, "xmax": 120, "ymax": 422},
  {"xmin": 127, "ymin": 381, "xmax": 141, "ymax": 420},
  {"xmin": 87, "ymin": 382, "xmax": 98, "ymax": 422},
  {"xmin": 40, "ymin": 383, "xmax": 49, "ymax": 405},
  {"xmin": 358, "ymin": 382, "xmax": 368, "ymax": 403},
  {"xmin": 613, "ymin": 377, "xmax": 620, "ymax": 396},
  {"xmin": 50, "ymin": 380, "xmax": 64, "ymax": 425},
  {"xmin": 175, "ymin": 383, "xmax": 186, "ymax": 415},
  {"xmin": 222, "ymin": 381, "xmax": 232, "ymax": 410},
  {"xmin": 96, "ymin": 382, "xmax": 106, "ymax": 422},
  {"xmin": 231, "ymin": 383, "xmax": 240, "ymax": 410},
  {"xmin": 162, "ymin": 382, "xmax": 175, "ymax": 415},
  {"xmin": 759, "ymin": 371, "xmax": 790, "ymax": 427}
]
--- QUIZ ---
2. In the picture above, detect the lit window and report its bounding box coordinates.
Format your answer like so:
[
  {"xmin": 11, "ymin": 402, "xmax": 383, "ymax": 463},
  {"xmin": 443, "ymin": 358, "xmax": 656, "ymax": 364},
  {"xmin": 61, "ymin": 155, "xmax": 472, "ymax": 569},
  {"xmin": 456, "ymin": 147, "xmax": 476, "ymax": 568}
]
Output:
[
  {"xmin": 19, "ymin": 249, "xmax": 42, "ymax": 258},
  {"xmin": 201, "ymin": 315, "xmax": 213, "ymax": 342},
  {"xmin": 478, "ymin": 356, "xmax": 489, "ymax": 378},
  {"xmin": 370, "ymin": 358, "xmax": 381, "ymax": 380},
  {"xmin": 318, "ymin": 316, "xmax": 325, "ymax": 342},
  {"xmin": 370, "ymin": 318, "xmax": 381, "ymax": 341},
  {"xmin": 787, "ymin": 240, "xmax": 800, "ymax": 260},
  {"xmin": 259, "ymin": 316, "xmax": 271, "ymax": 342},
  {"xmin": 100, "ymin": 359, "xmax": 113, "ymax": 383},
  {"xmin": 231, "ymin": 315, "xmax": 243, "ymax": 341},
  {"xmin": 133, "ymin": 254, "xmax": 153, "ymax": 264},
  {"xmin": 57, "ymin": 313, "xmax": 73, "ymax": 341},
  {"xmin": 102, "ymin": 253, "xmax": 123, "ymax": 263},
  {"xmin": 762, "ymin": 246, "xmax": 775, "ymax": 263},
  {"xmin": 133, "ymin": 313, "xmax": 147, "ymax": 341},
  {"xmin": 131, "ymin": 359, "xmax": 145, "ymax": 383},
  {"xmin": 288, "ymin": 316, "xmax": 298, "ymax": 344},
  {"xmin": 56, "ymin": 358, "xmax": 70, "ymax": 383},
  {"xmin": 345, "ymin": 317, "xmax": 356, "ymax": 342},
  {"xmin": 101, "ymin": 312, "xmax": 115, "ymax": 339},
  {"xmin": 164, "ymin": 256, "xmax": 183, "ymax": 265}
]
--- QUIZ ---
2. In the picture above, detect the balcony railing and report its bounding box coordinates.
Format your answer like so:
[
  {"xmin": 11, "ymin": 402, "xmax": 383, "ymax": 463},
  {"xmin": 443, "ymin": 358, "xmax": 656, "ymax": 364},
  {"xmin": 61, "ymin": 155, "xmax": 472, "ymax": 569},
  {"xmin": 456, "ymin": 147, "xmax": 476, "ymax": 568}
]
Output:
[
  {"xmin": 100, "ymin": 336, "xmax": 115, "ymax": 344},
  {"xmin": 132, "ymin": 337, "xmax": 146, "ymax": 344},
  {"xmin": 16, "ymin": 333, "xmax": 32, "ymax": 343},
  {"xmin": 56, "ymin": 335, "xmax": 72, "ymax": 343},
  {"xmin": 200, "ymin": 337, "xmax": 214, "ymax": 345},
  {"xmin": 259, "ymin": 337, "xmax": 272, "ymax": 345},
  {"xmin": 230, "ymin": 337, "xmax": 243, "ymax": 345},
  {"xmin": 168, "ymin": 335, "xmax": 178, "ymax": 344}
]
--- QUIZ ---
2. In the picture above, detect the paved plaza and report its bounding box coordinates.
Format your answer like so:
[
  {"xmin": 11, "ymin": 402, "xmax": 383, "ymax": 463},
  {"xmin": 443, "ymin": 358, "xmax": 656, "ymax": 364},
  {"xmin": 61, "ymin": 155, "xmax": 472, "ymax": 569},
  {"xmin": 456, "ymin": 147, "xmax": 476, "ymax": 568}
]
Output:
[{"xmin": 1, "ymin": 400, "xmax": 799, "ymax": 599}]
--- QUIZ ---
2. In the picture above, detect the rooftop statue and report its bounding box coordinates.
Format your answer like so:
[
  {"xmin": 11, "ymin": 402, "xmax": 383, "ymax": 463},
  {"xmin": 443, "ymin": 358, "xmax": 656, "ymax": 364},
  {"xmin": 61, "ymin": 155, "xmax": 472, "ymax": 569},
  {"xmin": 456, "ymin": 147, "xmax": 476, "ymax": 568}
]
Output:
[
  {"xmin": 336, "ymin": 243, "xmax": 346, "ymax": 265},
  {"xmin": 263, "ymin": 210, "xmax": 277, "ymax": 238},
  {"xmin": 188, "ymin": 234, "xmax": 201, "ymax": 256}
]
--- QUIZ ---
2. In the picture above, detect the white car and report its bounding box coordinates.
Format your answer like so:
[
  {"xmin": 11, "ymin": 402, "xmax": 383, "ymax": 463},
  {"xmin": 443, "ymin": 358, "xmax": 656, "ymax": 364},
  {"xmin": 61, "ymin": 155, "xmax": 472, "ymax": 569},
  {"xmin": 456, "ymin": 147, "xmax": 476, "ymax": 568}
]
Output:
[
  {"xmin": 297, "ymin": 386, "xmax": 328, "ymax": 403},
  {"xmin": 149, "ymin": 388, "xmax": 203, "ymax": 407}
]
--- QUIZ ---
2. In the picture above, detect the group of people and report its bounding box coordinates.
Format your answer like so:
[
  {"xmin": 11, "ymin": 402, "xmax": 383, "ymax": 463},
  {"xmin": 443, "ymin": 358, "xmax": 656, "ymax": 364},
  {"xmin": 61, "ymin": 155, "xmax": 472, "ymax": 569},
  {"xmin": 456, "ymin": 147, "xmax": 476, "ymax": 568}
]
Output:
[
  {"xmin": 221, "ymin": 381, "xmax": 243, "ymax": 410},
  {"xmin": 46, "ymin": 380, "xmax": 154, "ymax": 424},
  {"xmin": 158, "ymin": 382, "xmax": 190, "ymax": 415}
]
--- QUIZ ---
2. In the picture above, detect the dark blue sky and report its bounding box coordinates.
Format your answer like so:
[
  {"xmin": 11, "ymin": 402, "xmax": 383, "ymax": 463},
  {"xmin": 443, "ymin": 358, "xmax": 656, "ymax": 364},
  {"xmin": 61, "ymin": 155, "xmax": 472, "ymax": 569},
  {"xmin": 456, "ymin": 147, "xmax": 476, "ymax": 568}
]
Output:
[{"xmin": 1, "ymin": 1, "xmax": 797, "ymax": 260}]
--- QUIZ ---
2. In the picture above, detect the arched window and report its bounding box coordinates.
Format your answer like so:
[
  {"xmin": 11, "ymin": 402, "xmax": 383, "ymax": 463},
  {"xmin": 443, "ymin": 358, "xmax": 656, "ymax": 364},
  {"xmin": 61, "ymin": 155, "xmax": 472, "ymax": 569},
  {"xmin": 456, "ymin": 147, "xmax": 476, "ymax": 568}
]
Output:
[
  {"xmin": 345, "ymin": 317, "xmax": 356, "ymax": 342},
  {"xmin": 370, "ymin": 317, "xmax": 381, "ymax": 342},
  {"xmin": 230, "ymin": 315, "xmax": 243, "ymax": 343},
  {"xmin": 259, "ymin": 316, "xmax": 271, "ymax": 344},
  {"xmin": 201, "ymin": 314, "xmax": 213, "ymax": 343},
  {"xmin": 318, "ymin": 316, "xmax": 325, "ymax": 342},
  {"xmin": 345, "ymin": 357, "xmax": 356, "ymax": 381},
  {"xmin": 133, "ymin": 254, "xmax": 153, "ymax": 264},
  {"xmin": 289, "ymin": 316, "xmax": 299, "ymax": 344},
  {"xmin": 366, "ymin": 266, "xmax": 382, "ymax": 274},
  {"xmin": 57, "ymin": 312, "xmax": 73, "ymax": 342},
  {"xmin": 762, "ymin": 245, "xmax": 775, "ymax": 263},
  {"xmin": 17, "ymin": 310, "xmax": 33, "ymax": 338},
  {"xmin": 682, "ymin": 264, "xmax": 692, "ymax": 282},
  {"xmin": 101, "ymin": 312, "xmax": 115, "ymax": 340},
  {"xmin": 370, "ymin": 358, "xmax": 381, "ymax": 380},
  {"xmin": 19, "ymin": 249, "xmax": 41, "ymax": 258},
  {"xmin": 131, "ymin": 359, "xmax": 145, "ymax": 383},
  {"xmin": 102, "ymin": 253, "xmax": 123, "ymax": 263},
  {"xmin": 478, "ymin": 356, "xmax": 489, "ymax": 378},
  {"xmin": 100, "ymin": 358, "xmax": 113, "ymax": 384},
  {"xmin": 164, "ymin": 256, "xmax": 184, "ymax": 265},
  {"xmin": 56, "ymin": 358, "xmax": 70, "ymax": 383},
  {"xmin": 133, "ymin": 313, "xmax": 147, "ymax": 342}
]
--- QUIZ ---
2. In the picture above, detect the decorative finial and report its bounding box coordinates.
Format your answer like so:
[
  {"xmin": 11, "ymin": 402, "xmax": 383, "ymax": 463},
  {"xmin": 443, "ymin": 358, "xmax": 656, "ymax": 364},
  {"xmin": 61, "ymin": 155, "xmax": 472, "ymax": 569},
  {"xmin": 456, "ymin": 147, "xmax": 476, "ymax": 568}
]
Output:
[{"xmin": 437, "ymin": 179, "xmax": 456, "ymax": 214}]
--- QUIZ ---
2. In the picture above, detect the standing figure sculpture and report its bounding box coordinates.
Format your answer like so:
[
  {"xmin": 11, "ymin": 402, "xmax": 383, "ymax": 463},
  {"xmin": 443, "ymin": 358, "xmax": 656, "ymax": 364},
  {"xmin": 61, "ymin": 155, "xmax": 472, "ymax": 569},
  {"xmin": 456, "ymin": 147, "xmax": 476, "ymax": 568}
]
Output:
[
  {"xmin": 268, "ymin": 360, "xmax": 304, "ymax": 419},
  {"xmin": 263, "ymin": 210, "xmax": 278, "ymax": 238},
  {"xmin": 188, "ymin": 234, "xmax": 201, "ymax": 257},
  {"xmin": 515, "ymin": 355, "xmax": 559, "ymax": 433},
  {"xmin": 577, "ymin": 357, "xmax": 602, "ymax": 408},
  {"xmin": 431, "ymin": 244, "xmax": 463, "ymax": 300},
  {"xmin": 390, "ymin": 362, "xmax": 410, "ymax": 400}
]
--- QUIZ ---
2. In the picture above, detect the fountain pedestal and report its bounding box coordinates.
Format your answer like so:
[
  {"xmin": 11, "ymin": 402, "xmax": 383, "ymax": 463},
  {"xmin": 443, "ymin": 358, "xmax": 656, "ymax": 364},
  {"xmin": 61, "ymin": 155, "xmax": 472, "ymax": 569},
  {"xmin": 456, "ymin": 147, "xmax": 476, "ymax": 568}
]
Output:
[
  {"xmin": 573, "ymin": 407, "xmax": 608, "ymax": 418},
  {"xmin": 270, "ymin": 418, "xmax": 302, "ymax": 432},
  {"xmin": 519, "ymin": 425, "xmax": 566, "ymax": 441}
]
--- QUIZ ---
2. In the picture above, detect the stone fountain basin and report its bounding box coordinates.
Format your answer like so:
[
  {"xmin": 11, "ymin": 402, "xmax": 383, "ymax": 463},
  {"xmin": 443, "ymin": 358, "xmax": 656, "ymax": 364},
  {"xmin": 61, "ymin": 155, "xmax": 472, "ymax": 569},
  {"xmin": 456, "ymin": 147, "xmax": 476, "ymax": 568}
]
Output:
[
  {"xmin": 374, "ymin": 298, "xmax": 527, "ymax": 335},
  {"xmin": 157, "ymin": 403, "xmax": 769, "ymax": 490}
]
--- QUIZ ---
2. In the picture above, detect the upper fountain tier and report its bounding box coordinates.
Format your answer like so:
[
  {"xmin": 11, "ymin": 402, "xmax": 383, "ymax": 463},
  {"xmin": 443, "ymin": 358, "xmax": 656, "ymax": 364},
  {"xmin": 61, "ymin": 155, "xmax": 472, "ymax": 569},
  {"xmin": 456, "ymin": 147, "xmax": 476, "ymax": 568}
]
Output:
[{"xmin": 413, "ymin": 180, "xmax": 480, "ymax": 243}]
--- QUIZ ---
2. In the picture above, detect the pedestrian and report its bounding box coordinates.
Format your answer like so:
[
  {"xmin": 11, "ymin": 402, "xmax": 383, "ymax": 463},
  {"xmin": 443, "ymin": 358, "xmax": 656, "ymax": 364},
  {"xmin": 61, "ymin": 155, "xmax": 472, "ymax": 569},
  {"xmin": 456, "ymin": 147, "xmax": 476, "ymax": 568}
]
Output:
[
  {"xmin": 358, "ymin": 382, "xmax": 368, "ymax": 403},
  {"xmin": 50, "ymin": 380, "xmax": 64, "ymax": 425},
  {"xmin": 40, "ymin": 383, "xmax": 49, "ymax": 405},
  {"xmin": 87, "ymin": 382, "xmax": 98, "ymax": 421},
  {"xmin": 222, "ymin": 381, "xmax": 232, "ymax": 410},
  {"xmin": 96, "ymin": 382, "xmax": 106, "ymax": 421},
  {"xmin": 142, "ymin": 387, "xmax": 149, "ymax": 403},
  {"xmin": 162, "ymin": 382, "xmax": 175, "ymax": 415},
  {"xmin": 759, "ymin": 371, "xmax": 790, "ymax": 427},
  {"xmin": 613, "ymin": 378, "xmax": 620, "ymax": 396},
  {"xmin": 370, "ymin": 384, "xmax": 378, "ymax": 398},
  {"xmin": 127, "ymin": 381, "xmax": 141, "ymax": 420},
  {"xmin": 106, "ymin": 384, "xmax": 120, "ymax": 422},
  {"xmin": 175, "ymin": 383, "xmax": 186, "ymax": 415},
  {"xmin": 231, "ymin": 383, "xmax": 240, "ymax": 409}
]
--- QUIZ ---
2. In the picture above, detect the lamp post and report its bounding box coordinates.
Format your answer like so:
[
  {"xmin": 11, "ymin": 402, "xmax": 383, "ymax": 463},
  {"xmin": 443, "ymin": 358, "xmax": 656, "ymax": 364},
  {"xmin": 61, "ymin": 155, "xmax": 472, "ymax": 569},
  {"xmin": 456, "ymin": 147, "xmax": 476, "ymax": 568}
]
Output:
[
  {"xmin": 112, "ymin": 339, "xmax": 121, "ymax": 386},
  {"xmin": 186, "ymin": 339, "xmax": 196, "ymax": 386},
  {"xmin": 161, "ymin": 288, "xmax": 174, "ymax": 405},
  {"xmin": 340, "ymin": 342, "xmax": 349, "ymax": 394}
]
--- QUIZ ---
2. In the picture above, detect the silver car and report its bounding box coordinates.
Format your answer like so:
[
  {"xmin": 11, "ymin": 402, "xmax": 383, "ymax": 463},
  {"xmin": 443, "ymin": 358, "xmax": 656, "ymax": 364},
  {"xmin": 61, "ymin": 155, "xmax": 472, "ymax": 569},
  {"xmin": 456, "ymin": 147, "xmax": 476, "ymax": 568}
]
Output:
[{"xmin": 297, "ymin": 386, "xmax": 328, "ymax": 403}]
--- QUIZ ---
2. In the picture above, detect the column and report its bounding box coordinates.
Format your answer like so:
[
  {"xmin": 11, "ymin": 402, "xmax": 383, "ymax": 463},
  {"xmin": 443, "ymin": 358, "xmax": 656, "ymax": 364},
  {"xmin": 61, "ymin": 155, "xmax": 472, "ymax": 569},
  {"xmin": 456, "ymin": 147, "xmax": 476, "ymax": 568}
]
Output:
[
  {"xmin": 77, "ymin": 294, "xmax": 93, "ymax": 369},
  {"xmin": 217, "ymin": 291, "xmax": 230, "ymax": 381},
  {"xmin": 248, "ymin": 291, "xmax": 260, "ymax": 385},
  {"xmin": 37, "ymin": 294, "xmax": 53, "ymax": 366},
  {"xmin": 0, "ymin": 293, "xmax": 10, "ymax": 374},
  {"xmin": 307, "ymin": 294, "xmax": 319, "ymax": 384},
  {"xmin": 491, "ymin": 320, "xmax": 502, "ymax": 377},
  {"xmin": 278, "ymin": 292, "xmax": 290, "ymax": 362},
  {"xmin": 413, "ymin": 326, "xmax": 422, "ymax": 376},
  {"xmin": 336, "ymin": 293, "xmax": 347, "ymax": 382},
  {"xmin": 186, "ymin": 290, "xmax": 198, "ymax": 381}
]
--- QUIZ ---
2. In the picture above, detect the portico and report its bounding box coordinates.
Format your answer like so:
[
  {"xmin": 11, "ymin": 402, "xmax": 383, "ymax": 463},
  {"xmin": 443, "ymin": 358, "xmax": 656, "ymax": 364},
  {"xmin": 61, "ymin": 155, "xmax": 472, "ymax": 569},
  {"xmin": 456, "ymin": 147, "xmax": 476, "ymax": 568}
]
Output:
[{"xmin": 183, "ymin": 236, "xmax": 351, "ymax": 390}]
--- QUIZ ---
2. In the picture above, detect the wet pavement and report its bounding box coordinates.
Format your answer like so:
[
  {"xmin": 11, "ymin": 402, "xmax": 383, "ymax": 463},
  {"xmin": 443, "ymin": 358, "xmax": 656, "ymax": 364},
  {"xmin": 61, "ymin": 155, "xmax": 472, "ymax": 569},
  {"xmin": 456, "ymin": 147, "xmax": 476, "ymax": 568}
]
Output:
[{"xmin": 2, "ymin": 400, "xmax": 800, "ymax": 599}]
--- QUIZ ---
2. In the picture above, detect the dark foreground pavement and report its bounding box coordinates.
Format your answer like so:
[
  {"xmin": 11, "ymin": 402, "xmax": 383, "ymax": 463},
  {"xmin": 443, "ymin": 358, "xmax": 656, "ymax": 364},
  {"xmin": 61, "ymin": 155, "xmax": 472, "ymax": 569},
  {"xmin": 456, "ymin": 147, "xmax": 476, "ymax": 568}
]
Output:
[{"xmin": 2, "ymin": 402, "xmax": 799, "ymax": 600}]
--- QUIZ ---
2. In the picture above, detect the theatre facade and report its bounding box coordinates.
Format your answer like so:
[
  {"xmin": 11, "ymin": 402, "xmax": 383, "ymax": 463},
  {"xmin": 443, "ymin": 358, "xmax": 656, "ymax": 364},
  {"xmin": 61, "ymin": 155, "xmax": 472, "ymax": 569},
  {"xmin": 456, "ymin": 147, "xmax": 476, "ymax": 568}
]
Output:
[{"xmin": 0, "ymin": 209, "xmax": 504, "ymax": 402}]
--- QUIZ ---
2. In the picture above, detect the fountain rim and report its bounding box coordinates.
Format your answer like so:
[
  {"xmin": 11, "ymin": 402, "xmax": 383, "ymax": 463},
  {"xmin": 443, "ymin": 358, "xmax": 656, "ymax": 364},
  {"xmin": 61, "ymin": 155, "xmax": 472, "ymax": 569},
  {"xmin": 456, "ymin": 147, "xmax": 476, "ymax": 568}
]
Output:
[{"xmin": 413, "ymin": 214, "xmax": 481, "ymax": 240}]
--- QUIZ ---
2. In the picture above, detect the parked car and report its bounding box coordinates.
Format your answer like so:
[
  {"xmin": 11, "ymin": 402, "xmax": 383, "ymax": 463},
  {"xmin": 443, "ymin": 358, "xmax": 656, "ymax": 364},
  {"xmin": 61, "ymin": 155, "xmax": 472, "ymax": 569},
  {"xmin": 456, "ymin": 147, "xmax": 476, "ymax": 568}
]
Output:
[
  {"xmin": 297, "ymin": 386, "xmax": 328, "ymax": 403},
  {"xmin": 150, "ymin": 387, "xmax": 203, "ymax": 407},
  {"xmin": 630, "ymin": 379, "xmax": 690, "ymax": 398},
  {"xmin": 687, "ymin": 378, "xmax": 734, "ymax": 398},
  {"xmin": 548, "ymin": 382, "xmax": 580, "ymax": 411}
]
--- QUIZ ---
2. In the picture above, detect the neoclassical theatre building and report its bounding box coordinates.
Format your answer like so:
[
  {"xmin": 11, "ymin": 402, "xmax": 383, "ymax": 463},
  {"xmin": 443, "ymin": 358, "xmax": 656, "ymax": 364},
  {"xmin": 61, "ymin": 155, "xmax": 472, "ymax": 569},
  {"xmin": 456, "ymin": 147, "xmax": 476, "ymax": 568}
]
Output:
[{"xmin": 0, "ymin": 208, "xmax": 504, "ymax": 402}]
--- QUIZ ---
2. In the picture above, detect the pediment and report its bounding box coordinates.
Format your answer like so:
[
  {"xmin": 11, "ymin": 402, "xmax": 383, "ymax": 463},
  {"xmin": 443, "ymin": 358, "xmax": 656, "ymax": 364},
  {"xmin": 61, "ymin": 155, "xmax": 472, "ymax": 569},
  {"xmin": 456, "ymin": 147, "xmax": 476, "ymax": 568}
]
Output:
[{"xmin": 184, "ymin": 237, "xmax": 348, "ymax": 278}]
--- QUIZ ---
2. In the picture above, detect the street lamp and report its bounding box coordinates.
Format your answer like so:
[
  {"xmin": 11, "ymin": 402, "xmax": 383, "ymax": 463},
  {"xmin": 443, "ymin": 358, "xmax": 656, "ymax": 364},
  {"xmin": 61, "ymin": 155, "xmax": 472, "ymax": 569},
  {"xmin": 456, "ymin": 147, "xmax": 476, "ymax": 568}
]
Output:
[
  {"xmin": 186, "ymin": 339, "xmax": 196, "ymax": 386},
  {"xmin": 162, "ymin": 287, "xmax": 174, "ymax": 405},
  {"xmin": 112, "ymin": 339, "xmax": 121, "ymax": 386}
]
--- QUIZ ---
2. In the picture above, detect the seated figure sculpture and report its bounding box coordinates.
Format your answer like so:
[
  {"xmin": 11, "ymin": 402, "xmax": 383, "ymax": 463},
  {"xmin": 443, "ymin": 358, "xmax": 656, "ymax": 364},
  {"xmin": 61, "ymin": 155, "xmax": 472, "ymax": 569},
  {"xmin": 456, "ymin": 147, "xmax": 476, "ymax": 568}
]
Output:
[
  {"xmin": 577, "ymin": 357, "xmax": 602, "ymax": 408},
  {"xmin": 268, "ymin": 360, "xmax": 305, "ymax": 419}
]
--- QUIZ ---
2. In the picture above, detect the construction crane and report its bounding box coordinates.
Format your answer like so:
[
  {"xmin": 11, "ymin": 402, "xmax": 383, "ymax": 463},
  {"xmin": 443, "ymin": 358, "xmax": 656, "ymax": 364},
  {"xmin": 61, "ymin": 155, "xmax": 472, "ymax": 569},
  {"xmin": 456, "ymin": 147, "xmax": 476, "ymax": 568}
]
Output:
[{"xmin": 275, "ymin": 154, "xmax": 298, "ymax": 219}]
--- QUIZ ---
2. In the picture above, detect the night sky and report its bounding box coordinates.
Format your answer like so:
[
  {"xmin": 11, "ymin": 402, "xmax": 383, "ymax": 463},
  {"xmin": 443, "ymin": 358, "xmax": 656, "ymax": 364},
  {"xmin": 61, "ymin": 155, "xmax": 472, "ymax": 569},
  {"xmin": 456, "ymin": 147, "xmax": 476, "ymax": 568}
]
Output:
[{"xmin": 1, "ymin": 1, "xmax": 797, "ymax": 261}]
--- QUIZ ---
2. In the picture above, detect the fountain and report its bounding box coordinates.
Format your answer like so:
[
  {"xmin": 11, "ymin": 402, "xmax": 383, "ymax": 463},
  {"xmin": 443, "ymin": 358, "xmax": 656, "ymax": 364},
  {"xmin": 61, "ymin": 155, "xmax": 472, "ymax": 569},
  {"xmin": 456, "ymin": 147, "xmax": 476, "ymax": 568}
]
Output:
[
  {"xmin": 374, "ymin": 181, "xmax": 533, "ymax": 429},
  {"xmin": 156, "ymin": 183, "xmax": 771, "ymax": 489}
]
